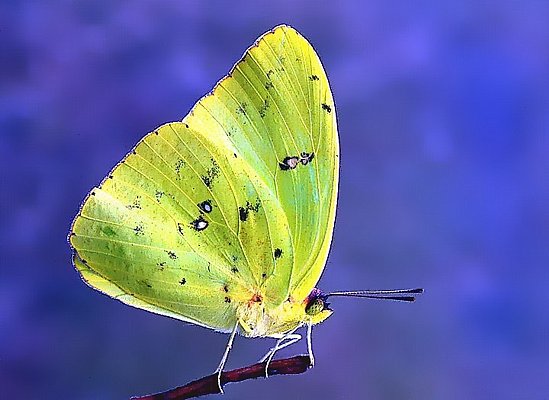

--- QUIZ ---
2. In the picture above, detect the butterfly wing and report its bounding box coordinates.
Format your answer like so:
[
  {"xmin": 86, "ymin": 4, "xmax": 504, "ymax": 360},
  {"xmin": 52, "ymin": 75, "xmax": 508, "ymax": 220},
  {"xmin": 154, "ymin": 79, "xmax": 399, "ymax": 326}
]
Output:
[
  {"xmin": 191, "ymin": 25, "xmax": 339, "ymax": 303},
  {"xmin": 69, "ymin": 25, "xmax": 338, "ymax": 332}
]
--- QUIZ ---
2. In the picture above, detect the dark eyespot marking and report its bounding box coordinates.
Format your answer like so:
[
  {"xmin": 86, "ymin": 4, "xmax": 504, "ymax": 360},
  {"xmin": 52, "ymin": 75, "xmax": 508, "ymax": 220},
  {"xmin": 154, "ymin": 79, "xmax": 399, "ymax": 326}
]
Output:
[
  {"xmin": 108, "ymin": 175, "xmax": 113, "ymax": 179},
  {"xmin": 223, "ymin": 284, "xmax": 229, "ymax": 293},
  {"xmin": 321, "ymin": 103, "xmax": 332, "ymax": 113},
  {"xmin": 231, "ymin": 255, "xmax": 238, "ymax": 263},
  {"xmin": 179, "ymin": 278, "xmax": 186, "ymax": 285},
  {"xmin": 239, "ymin": 206, "xmax": 248, "ymax": 221},
  {"xmin": 132, "ymin": 150, "xmax": 137, "ymax": 155},
  {"xmin": 309, "ymin": 75, "xmax": 319, "ymax": 81},
  {"xmin": 279, "ymin": 156, "xmax": 299, "ymax": 171},
  {"xmin": 265, "ymin": 81, "xmax": 274, "ymax": 90},
  {"xmin": 133, "ymin": 224, "xmax": 144, "ymax": 236},
  {"xmin": 155, "ymin": 190, "xmax": 164, "ymax": 202},
  {"xmin": 185, "ymin": 123, "xmax": 189, "ymax": 129},
  {"xmin": 166, "ymin": 250, "xmax": 177, "ymax": 259},
  {"xmin": 90, "ymin": 191, "xmax": 96, "ymax": 196},
  {"xmin": 231, "ymin": 267, "xmax": 239, "ymax": 273},
  {"xmin": 262, "ymin": 273, "xmax": 267, "ymax": 279},
  {"xmin": 233, "ymin": 153, "xmax": 238, "ymax": 158},
  {"xmin": 177, "ymin": 223, "xmax": 185, "ymax": 236},
  {"xmin": 191, "ymin": 215, "xmax": 208, "ymax": 231},
  {"xmin": 198, "ymin": 200, "xmax": 213, "ymax": 213},
  {"xmin": 154, "ymin": 130, "xmax": 159, "ymax": 135},
  {"xmin": 300, "ymin": 152, "xmax": 315, "ymax": 166},
  {"xmin": 224, "ymin": 296, "xmax": 231, "ymax": 303},
  {"xmin": 274, "ymin": 248, "xmax": 283, "ymax": 259}
]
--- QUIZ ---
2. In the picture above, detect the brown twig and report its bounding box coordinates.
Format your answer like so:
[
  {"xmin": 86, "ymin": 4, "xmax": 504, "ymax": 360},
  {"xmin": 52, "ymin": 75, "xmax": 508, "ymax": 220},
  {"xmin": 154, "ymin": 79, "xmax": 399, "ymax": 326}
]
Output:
[{"xmin": 131, "ymin": 355, "xmax": 312, "ymax": 400}]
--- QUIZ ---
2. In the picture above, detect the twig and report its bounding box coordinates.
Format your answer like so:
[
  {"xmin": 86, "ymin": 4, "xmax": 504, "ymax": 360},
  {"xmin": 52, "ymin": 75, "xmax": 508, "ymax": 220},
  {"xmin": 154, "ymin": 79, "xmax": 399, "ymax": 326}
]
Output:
[{"xmin": 131, "ymin": 355, "xmax": 312, "ymax": 400}]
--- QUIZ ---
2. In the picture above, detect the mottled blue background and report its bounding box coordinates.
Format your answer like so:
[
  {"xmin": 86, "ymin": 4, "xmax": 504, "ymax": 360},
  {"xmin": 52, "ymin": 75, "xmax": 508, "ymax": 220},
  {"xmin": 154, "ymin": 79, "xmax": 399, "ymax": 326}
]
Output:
[{"xmin": 2, "ymin": 1, "xmax": 548, "ymax": 399}]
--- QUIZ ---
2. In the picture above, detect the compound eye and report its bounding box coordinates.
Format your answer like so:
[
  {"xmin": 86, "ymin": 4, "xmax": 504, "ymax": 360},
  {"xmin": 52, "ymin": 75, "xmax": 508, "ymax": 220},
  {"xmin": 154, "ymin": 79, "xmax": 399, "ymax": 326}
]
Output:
[{"xmin": 305, "ymin": 298, "xmax": 325, "ymax": 316}]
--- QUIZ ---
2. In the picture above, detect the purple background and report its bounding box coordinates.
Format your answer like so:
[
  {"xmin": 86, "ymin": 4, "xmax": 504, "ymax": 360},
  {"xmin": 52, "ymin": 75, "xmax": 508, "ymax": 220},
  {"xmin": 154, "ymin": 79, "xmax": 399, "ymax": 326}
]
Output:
[{"xmin": 2, "ymin": 1, "xmax": 548, "ymax": 399}]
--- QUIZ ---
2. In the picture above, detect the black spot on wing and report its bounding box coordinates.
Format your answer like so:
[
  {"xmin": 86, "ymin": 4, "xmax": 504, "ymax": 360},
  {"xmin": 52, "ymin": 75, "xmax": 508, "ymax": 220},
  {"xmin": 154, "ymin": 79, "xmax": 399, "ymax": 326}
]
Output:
[
  {"xmin": 177, "ymin": 223, "xmax": 185, "ymax": 236},
  {"xmin": 175, "ymin": 159, "xmax": 185, "ymax": 180},
  {"xmin": 259, "ymin": 99, "xmax": 270, "ymax": 118},
  {"xmin": 274, "ymin": 248, "xmax": 283, "ymax": 259},
  {"xmin": 179, "ymin": 278, "xmax": 186, "ymax": 285},
  {"xmin": 309, "ymin": 75, "xmax": 319, "ymax": 81},
  {"xmin": 166, "ymin": 250, "xmax": 177, "ymax": 259},
  {"xmin": 139, "ymin": 280, "xmax": 152, "ymax": 288},
  {"xmin": 321, "ymin": 103, "xmax": 332, "ymax": 113},
  {"xmin": 238, "ymin": 200, "xmax": 261, "ymax": 222},
  {"xmin": 231, "ymin": 267, "xmax": 239, "ymax": 273},
  {"xmin": 239, "ymin": 206, "xmax": 248, "ymax": 221},
  {"xmin": 127, "ymin": 196, "xmax": 142, "ymax": 209},
  {"xmin": 157, "ymin": 261, "xmax": 166, "ymax": 270},
  {"xmin": 236, "ymin": 102, "xmax": 248, "ymax": 116},
  {"xmin": 155, "ymin": 190, "xmax": 164, "ymax": 202},
  {"xmin": 133, "ymin": 224, "xmax": 144, "ymax": 236},
  {"xmin": 224, "ymin": 296, "xmax": 231, "ymax": 303},
  {"xmin": 201, "ymin": 158, "xmax": 220, "ymax": 188}
]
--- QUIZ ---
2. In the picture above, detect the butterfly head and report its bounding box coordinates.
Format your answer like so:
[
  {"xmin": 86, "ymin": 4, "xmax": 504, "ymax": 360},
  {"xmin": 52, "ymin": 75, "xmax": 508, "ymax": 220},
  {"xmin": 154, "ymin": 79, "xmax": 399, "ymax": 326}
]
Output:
[{"xmin": 304, "ymin": 288, "xmax": 333, "ymax": 324}]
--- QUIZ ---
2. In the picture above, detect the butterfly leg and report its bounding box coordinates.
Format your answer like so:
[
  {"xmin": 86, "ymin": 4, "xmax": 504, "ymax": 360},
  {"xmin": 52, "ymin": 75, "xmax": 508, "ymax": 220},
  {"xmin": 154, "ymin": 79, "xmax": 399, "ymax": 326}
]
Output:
[
  {"xmin": 215, "ymin": 321, "xmax": 239, "ymax": 394},
  {"xmin": 260, "ymin": 328, "xmax": 302, "ymax": 377},
  {"xmin": 306, "ymin": 322, "xmax": 315, "ymax": 367}
]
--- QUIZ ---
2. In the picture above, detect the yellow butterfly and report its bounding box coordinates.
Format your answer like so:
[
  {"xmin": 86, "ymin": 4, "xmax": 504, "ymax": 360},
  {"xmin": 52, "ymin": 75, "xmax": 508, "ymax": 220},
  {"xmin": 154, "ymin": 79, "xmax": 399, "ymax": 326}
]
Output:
[{"xmin": 69, "ymin": 24, "xmax": 422, "ymax": 391}]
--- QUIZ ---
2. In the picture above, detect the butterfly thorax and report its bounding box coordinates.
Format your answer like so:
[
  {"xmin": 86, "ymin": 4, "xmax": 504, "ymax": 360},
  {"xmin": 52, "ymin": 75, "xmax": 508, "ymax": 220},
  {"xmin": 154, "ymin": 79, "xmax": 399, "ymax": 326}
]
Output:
[{"xmin": 235, "ymin": 289, "xmax": 333, "ymax": 338}]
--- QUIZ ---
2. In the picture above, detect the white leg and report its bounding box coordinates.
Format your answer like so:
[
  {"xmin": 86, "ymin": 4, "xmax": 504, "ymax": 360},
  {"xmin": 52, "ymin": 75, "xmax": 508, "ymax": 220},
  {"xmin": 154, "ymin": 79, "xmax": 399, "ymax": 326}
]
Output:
[
  {"xmin": 215, "ymin": 321, "xmax": 239, "ymax": 394},
  {"xmin": 260, "ymin": 328, "xmax": 302, "ymax": 377},
  {"xmin": 306, "ymin": 322, "xmax": 314, "ymax": 367}
]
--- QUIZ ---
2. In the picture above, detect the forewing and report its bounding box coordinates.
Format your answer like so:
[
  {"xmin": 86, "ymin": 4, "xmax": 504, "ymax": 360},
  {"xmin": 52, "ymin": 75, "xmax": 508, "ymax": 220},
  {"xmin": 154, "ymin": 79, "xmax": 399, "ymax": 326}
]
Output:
[{"xmin": 190, "ymin": 25, "xmax": 339, "ymax": 303}]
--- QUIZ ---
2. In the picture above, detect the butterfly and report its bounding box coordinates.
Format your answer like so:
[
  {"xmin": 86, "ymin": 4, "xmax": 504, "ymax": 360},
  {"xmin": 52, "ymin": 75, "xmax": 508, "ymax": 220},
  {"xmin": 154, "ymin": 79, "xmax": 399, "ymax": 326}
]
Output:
[{"xmin": 68, "ymin": 24, "xmax": 422, "ymax": 392}]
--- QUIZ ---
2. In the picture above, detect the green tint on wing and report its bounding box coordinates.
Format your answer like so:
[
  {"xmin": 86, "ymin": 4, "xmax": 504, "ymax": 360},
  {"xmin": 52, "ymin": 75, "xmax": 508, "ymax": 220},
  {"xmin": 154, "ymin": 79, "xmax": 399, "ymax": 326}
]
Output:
[
  {"xmin": 188, "ymin": 25, "xmax": 339, "ymax": 302},
  {"xmin": 69, "ymin": 25, "xmax": 338, "ymax": 330},
  {"xmin": 70, "ymin": 120, "xmax": 294, "ymax": 329}
]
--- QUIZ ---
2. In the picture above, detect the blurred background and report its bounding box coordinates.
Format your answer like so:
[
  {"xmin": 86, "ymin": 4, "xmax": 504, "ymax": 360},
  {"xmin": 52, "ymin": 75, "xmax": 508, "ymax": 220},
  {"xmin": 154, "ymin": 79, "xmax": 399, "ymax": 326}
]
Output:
[{"xmin": 1, "ymin": 1, "xmax": 548, "ymax": 399}]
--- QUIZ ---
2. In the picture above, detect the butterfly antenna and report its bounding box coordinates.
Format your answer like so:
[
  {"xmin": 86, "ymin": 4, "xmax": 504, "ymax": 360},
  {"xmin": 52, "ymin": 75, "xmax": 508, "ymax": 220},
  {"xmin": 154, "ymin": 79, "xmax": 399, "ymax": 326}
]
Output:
[{"xmin": 326, "ymin": 288, "xmax": 424, "ymax": 302}]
